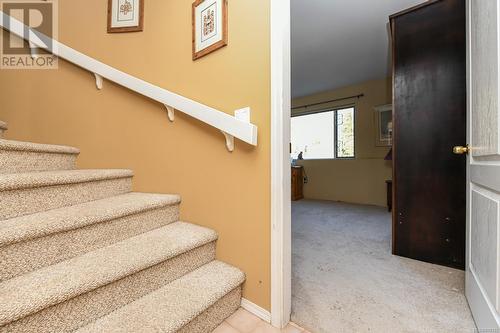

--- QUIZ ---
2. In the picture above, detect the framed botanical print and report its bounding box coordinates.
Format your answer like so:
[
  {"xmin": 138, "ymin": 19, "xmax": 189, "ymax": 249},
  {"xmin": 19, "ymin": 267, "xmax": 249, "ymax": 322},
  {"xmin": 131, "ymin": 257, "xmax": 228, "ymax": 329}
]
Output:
[
  {"xmin": 374, "ymin": 104, "xmax": 393, "ymax": 147},
  {"xmin": 192, "ymin": 0, "xmax": 228, "ymax": 60},
  {"xmin": 108, "ymin": 0, "xmax": 144, "ymax": 33}
]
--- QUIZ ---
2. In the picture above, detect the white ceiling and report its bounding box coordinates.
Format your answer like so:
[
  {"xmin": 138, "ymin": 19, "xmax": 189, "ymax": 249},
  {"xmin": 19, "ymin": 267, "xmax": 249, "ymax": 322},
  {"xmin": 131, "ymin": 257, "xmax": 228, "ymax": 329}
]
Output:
[{"xmin": 291, "ymin": 0, "xmax": 426, "ymax": 98}]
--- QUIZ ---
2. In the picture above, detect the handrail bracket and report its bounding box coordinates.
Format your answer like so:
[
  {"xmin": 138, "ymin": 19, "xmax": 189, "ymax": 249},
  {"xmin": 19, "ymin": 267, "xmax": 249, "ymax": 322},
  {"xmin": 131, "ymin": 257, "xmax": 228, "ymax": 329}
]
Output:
[
  {"xmin": 221, "ymin": 131, "xmax": 234, "ymax": 152},
  {"xmin": 164, "ymin": 105, "xmax": 175, "ymax": 122},
  {"xmin": 29, "ymin": 45, "xmax": 38, "ymax": 59},
  {"xmin": 94, "ymin": 73, "xmax": 103, "ymax": 90}
]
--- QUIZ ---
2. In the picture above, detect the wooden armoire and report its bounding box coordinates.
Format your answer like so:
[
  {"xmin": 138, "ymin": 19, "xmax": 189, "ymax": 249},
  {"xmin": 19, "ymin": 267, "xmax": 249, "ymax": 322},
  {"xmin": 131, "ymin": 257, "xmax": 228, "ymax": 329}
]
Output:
[{"xmin": 390, "ymin": 0, "xmax": 467, "ymax": 269}]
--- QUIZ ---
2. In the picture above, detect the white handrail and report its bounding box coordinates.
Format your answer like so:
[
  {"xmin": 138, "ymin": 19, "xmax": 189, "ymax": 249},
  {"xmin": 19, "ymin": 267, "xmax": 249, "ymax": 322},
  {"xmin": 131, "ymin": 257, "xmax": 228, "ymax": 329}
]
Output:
[{"xmin": 0, "ymin": 12, "xmax": 258, "ymax": 151}]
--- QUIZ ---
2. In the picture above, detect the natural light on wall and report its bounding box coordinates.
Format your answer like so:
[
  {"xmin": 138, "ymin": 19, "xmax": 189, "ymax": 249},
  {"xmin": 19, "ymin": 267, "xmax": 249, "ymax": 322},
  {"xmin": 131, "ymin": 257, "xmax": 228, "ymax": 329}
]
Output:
[{"xmin": 291, "ymin": 107, "xmax": 355, "ymax": 160}]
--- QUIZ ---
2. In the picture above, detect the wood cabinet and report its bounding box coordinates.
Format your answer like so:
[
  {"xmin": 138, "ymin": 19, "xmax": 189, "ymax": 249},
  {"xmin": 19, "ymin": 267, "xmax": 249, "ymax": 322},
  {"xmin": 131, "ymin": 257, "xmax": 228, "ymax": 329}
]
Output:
[
  {"xmin": 291, "ymin": 166, "xmax": 304, "ymax": 201},
  {"xmin": 390, "ymin": 0, "xmax": 466, "ymax": 269}
]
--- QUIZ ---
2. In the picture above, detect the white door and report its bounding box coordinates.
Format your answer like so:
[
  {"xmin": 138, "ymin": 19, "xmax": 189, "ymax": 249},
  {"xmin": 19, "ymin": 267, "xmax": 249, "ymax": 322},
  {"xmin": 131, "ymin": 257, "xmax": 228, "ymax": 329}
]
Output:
[{"xmin": 466, "ymin": 0, "xmax": 500, "ymax": 328}]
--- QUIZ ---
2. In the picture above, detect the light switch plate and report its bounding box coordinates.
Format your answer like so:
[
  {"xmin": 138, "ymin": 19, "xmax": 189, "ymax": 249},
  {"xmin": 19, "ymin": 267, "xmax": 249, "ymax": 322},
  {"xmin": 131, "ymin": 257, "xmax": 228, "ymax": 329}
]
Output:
[{"xmin": 234, "ymin": 107, "xmax": 251, "ymax": 123}]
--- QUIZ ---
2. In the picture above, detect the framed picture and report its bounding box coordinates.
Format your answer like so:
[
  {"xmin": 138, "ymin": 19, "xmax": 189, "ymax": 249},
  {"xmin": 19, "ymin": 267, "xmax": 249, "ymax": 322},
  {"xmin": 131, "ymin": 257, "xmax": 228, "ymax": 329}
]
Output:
[
  {"xmin": 192, "ymin": 0, "xmax": 228, "ymax": 60},
  {"xmin": 108, "ymin": 0, "xmax": 144, "ymax": 33},
  {"xmin": 374, "ymin": 104, "xmax": 393, "ymax": 147}
]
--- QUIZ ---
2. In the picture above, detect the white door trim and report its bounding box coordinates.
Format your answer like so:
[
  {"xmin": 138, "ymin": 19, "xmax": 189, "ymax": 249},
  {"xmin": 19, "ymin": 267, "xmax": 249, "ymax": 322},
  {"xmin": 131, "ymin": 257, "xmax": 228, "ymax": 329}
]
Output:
[{"xmin": 270, "ymin": 0, "xmax": 292, "ymax": 328}]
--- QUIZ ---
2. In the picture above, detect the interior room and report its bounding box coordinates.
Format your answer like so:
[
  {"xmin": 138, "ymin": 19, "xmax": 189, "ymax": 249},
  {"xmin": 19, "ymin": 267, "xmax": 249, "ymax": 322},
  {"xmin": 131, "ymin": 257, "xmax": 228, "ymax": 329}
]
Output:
[{"xmin": 290, "ymin": 1, "xmax": 474, "ymax": 332}]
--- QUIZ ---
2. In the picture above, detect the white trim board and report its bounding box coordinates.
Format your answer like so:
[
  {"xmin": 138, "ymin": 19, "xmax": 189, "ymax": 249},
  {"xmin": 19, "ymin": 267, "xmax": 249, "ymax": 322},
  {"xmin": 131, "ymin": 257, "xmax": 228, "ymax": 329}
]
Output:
[
  {"xmin": 241, "ymin": 298, "xmax": 271, "ymax": 323},
  {"xmin": 270, "ymin": 0, "xmax": 292, "ymax": 329}
]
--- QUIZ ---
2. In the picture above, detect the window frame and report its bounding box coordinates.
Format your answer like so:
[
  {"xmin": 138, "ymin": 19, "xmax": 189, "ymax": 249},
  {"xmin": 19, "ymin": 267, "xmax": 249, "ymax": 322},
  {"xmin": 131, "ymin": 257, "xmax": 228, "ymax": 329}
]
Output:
[
  {"xmin": 291, "ymin": 105, "xmax": 356, "ymax": 160},
  {"xmin": 334, "ymin": 107, "xmax": 356, "ymax": 159}
]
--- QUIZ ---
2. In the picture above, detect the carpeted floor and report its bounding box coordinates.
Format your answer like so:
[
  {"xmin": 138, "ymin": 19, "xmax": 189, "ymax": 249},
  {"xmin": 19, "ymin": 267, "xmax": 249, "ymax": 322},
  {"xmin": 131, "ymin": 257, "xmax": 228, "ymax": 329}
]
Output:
[{"xmin": 291, "ymin": 200, "xmax": 476, "ymax": 333}]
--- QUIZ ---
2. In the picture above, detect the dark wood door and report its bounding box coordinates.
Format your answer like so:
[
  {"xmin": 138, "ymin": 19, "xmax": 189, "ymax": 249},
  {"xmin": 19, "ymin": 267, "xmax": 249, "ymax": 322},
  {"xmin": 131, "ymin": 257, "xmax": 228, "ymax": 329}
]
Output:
[{"xmin": 391, "ymin": 0, "xmax": 466, "ymax": 269}]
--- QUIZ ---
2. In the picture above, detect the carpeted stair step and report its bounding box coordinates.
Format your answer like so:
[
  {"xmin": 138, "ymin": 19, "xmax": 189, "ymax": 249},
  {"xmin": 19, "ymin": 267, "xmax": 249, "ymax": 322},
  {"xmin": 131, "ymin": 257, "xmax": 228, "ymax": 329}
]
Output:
[
  {"xmin": 0, "ymin": 121, "xmax": 6, "ymax": 138},
  {"xmin": 76, "ymin": 260, "xmax": 245, "ymax": 333},
  {"xmin": 0, "ymin": 139, "xmax": 80, "ymax": 174},
  {"xmin": 0, "ymin": 192, "xmax": 181, "ymax": 281},
  {"xmin": 0, "ymin": 169, "xmax": 133, "ymax": 220},
  {"xmin": 0, "ymin": 222, "xmax": 218, "ymax": 333}
]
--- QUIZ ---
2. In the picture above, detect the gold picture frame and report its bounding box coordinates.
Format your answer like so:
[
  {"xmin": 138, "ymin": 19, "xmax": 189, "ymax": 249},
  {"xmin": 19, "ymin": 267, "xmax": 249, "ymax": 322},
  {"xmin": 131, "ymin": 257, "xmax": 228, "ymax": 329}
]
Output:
[
  {"xmin": 192, "ymin": 0, "xmax": 228, "ymax": 60},
  {"xmin": 374, "ymin": 104, "xmax": 393, "ymax": 147},
  {"xmin": 107, "ymin": 0, "xmax": 144, "ymax": 33}
]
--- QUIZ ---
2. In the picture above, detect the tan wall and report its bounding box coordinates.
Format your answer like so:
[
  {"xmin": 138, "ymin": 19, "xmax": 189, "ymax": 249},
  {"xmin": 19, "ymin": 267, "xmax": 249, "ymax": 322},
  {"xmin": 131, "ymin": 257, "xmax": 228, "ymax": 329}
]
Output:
[
  {"xmin": 0, "ymin": 1, "xmax": 271, "ymax": 309},
  {"xmin": 292, "ymin": 78, "xmax": 392, "ymax": 207}
]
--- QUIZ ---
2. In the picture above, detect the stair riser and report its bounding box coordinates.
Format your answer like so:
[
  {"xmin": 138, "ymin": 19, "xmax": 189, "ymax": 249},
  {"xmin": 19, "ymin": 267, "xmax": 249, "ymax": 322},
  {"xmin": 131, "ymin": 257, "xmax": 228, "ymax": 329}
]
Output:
[
  {"xmin": 0, "ymin": 204, "xmax": 180, "ymax": 281},
  {"xmin": 0, "ymin": 177, "xmax": 132, "ymax": 220},
  {"xmin": 1, "ymin": 242, "xmax": 216, "ymax": 333},
  {"xmin": 178, "ymin": 287, "xmax": 242, "ymax": 333},
  {"xmin": 0, "ymin": 151, "xmax": 77, "ymax": 174}
]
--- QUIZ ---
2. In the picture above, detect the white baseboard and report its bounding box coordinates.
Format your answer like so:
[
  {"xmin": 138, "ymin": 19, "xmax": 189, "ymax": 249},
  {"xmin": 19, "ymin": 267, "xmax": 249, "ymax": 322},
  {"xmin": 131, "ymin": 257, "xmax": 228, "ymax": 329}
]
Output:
[{"xmin": 241, "ymin": 298, "xmax": 271, "ymax": 323}]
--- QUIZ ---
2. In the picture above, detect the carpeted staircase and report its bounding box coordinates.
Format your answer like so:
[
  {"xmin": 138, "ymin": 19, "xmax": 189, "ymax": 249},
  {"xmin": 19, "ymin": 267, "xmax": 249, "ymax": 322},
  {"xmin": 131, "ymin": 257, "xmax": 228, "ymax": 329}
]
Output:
[{"xmin": 0, "ymin": 120, "xmax": 245, "ymax": 333}]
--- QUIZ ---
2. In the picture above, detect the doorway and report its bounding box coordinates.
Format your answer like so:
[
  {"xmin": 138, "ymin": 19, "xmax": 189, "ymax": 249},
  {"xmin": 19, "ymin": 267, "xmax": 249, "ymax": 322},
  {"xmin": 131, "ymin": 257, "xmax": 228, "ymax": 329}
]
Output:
[{"xmin": 273, "ymin": 0, "xmax": 482, "ymax": 328}]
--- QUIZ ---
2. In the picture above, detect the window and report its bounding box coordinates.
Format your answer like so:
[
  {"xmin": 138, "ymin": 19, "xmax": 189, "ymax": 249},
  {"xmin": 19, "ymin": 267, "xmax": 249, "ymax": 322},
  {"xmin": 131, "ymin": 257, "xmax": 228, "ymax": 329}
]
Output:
[
  {"xmin": 335, "ymin": 107, "xmax": 355, "ymax": 158},
  {"xmin": 291, "ymin": 107, "xmax": 355, "ymax": 159}
]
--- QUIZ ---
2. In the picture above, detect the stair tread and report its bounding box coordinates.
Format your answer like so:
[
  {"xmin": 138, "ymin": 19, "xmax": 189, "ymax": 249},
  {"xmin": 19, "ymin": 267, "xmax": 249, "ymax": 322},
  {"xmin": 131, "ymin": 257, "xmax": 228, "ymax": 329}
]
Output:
[
  {"xmin": 0, "ymin": 192, "xmax": 181, "ymax": 246},
  {"xmin": 0, "ymin": 221, "xmax": 217, "ymax": 326},
  {"xmin": 0, "ymin": 169, "xmax": 133, "ymax": 191},
  {"xmin": 0, "ymin": 121, "xmax": 7, "ymax": 130},
  {"xmin": 75, "ymin": 260, "xmax": 245, "ymax": 333},
  {"xmin": 0, "ymin": 139, "xmax": 80, "ymax": 155}
]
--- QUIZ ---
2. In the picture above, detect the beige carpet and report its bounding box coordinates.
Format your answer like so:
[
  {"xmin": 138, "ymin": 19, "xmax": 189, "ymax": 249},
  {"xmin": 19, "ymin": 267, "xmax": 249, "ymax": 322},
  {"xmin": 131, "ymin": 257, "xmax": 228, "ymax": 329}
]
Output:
[
  {"xmin": 0, "ymin": 120, "xmax": 244, "ymax": 332},
  {"xmin": 291, "ymin": 200, "xmax": 476, "ymax": 333}
]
